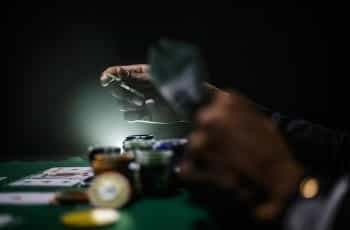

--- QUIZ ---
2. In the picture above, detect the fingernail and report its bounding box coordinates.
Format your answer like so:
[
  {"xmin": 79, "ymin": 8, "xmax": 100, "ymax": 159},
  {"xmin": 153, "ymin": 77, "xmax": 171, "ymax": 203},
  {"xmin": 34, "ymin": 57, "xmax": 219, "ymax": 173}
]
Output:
[{"xmin": 100, "ymin": 74, "xmax": 114, "ymax": 87}]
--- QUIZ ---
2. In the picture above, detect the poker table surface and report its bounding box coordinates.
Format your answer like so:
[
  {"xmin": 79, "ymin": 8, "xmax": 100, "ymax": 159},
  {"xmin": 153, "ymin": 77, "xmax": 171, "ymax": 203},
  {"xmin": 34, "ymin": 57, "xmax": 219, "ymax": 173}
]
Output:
[{"xmin": 0, "ymin": 157, "xmax": 212, "ymax": 230}]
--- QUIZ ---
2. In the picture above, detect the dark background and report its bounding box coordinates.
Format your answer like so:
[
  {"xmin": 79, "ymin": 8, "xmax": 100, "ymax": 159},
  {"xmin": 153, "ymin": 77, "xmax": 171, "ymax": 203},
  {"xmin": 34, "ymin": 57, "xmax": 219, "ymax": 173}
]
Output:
[{"xmin": 3, "ymin": 3, "xmax": 346, "ymax": 160}]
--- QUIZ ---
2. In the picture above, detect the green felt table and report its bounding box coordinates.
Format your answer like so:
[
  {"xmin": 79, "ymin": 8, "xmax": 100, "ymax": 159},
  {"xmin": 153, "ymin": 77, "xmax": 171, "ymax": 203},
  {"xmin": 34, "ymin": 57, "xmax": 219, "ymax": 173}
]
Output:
[{"xmin": 0, "ymin": 157, "xmax": 211, "ymax": 230}]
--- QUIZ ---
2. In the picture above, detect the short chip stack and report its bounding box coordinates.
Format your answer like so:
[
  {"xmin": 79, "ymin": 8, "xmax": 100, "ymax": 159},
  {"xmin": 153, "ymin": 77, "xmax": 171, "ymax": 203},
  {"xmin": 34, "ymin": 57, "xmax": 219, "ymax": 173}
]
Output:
[
  {"xmin": 85, "ymin": 135, "xmax": 187, "ymax": 209},
  {"xmin": 56, "ymin": 135, "xmax": 189, "ymax": 228}
]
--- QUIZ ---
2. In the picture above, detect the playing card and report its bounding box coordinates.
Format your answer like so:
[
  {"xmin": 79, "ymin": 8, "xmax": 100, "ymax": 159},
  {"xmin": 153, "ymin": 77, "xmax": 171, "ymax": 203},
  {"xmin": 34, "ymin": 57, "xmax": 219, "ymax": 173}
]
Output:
[
  {"xmin": 30, "ymin": 167, "xmax": 93, "ymax": 180},
  {"xmin": 9, "ymin": 167, "xmax": 93, "ymax": 187},
  {"xmin": 0, "ymin": 192, "xmax": 55, "ymax": 205},
  {"xmin": 149, "ymin": 39, "xmax": 208, "ymax": 119},
  {"xmin": 9, "ymin": 178, "xmax": 82, "ymax": 187}
]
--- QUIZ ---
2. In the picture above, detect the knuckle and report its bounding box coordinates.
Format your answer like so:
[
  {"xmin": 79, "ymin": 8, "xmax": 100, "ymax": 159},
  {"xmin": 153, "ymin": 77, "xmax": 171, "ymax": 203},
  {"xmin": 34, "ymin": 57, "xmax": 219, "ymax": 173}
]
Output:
[{"xmin": 105, "ymin": 66, "xmax": 120, "ymax": 74}]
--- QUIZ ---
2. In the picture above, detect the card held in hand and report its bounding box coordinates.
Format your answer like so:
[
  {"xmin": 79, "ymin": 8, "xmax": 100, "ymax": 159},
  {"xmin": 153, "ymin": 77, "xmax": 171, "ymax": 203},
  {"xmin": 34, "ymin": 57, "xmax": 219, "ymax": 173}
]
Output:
[{"xmin": 149, "ymin": 39, "xmax": 208, "ymax": 120}]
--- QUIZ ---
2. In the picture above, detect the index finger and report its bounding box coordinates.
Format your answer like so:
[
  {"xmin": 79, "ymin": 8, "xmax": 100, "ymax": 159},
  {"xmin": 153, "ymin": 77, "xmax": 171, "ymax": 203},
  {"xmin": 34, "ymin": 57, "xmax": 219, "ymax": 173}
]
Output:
[{"xmin": 101, "ymin": 64, "xmax": 149, "ymax": 78}]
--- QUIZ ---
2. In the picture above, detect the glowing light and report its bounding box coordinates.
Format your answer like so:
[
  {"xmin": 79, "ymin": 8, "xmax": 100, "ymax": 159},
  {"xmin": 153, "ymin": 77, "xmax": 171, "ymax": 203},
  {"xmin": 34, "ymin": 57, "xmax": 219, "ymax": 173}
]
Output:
[
  {"xmin": 68, "ymin": 81, "xmax": 147, "ymax": 149},
  {"xmin": 299, "ymin": 177, "xmax": 319, "ymax": 199}
]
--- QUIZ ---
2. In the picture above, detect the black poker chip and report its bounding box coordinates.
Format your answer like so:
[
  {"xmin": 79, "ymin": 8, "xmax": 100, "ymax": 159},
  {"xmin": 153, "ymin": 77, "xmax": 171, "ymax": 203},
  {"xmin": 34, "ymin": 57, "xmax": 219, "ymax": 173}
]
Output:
[{"xmin": 88, "ymin": 146, "xmax": 121, "ymax": 163}]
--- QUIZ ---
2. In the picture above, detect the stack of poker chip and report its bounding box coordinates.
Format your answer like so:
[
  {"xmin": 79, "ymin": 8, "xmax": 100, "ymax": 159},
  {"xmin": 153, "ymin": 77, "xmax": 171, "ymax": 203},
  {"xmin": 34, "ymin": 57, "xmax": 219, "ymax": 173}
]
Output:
[
  {"xmin": 87, "ymin": 146, "xmax": 136, "ymax": 208},
  {"xmin": 86, "ymin": 135, "xmax": 183, "ymax": 205},
  {"xmin": 88, "ymin": 146, "xmax": 121, "ymax": 163},
  {"xmin": 122, "ymin": 134, "xmax": 155, "ymax": 153},
  {"xmin": 153, "ymin": 138, "xmax": 188, "ymax": 168},
  {"xmin": 92, "ymin": 152, "xmax": 134, "ymax": 177},
  {"xmin": 135, "ymin": 149, "xmax": 173, "ymax": 196},
  {"xmin": 153, "ymin": 138, "xmax": 188, "ymax": 187},
  {"xmin": 121, "ymin": 134, "xmax": 157, "ymax": 195},
  {"xmin": 53, "ymin": 190, "xmax": 89, "ymax": 205},
  {"xmin": 60, "ymin": 146, "xmax": 133, "ymax": 228},
  {"xmin": 88, "ymin": 146, "xmax": 134, "ymax": 177}
]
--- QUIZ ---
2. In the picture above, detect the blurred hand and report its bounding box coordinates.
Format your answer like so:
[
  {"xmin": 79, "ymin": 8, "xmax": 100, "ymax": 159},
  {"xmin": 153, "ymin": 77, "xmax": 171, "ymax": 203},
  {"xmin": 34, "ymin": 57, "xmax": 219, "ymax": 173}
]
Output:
[
  {"xmin": 180, "ymin": 89, "xmax": 304, "ymax": 220},
  {"xmin": 100, "ymin": 64, "xmax": 221, "ymax": 123},
  {"xmin": 101, "ymin": 64, "xmax": 152, "ymax": 96},
  {"xmin": 100, "ymin": 64, "xmax": 181, "ymax": 123}
]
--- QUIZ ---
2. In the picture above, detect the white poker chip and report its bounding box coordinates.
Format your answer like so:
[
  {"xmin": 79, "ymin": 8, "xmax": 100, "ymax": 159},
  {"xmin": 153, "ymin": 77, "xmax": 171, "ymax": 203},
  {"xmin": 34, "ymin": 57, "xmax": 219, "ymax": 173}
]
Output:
[{"xmin": 87, "ymin": 172, "xmax": 131, "ymax": 209}]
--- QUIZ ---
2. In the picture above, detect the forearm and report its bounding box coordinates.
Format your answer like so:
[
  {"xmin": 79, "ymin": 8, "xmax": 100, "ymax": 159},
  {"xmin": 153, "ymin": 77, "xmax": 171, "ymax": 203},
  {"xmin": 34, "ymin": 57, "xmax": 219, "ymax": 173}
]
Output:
[
  {"xmin": 256, "ymin": 104, "xmax": 350, "ymax": 180},
  {"xmin": 282, "ymin": 175, "xmax": 350, "ymax": 230}
]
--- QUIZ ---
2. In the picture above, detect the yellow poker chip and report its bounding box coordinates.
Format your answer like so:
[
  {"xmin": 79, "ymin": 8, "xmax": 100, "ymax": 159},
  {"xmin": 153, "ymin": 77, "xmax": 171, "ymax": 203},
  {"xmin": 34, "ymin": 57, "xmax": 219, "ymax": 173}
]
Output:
[
  {"xmin": 87, "ymin": 172, "xmax": 131, "ymax": 209},
  {"xmin": 61, "ymin": 208, "xmax": 119, "ymax": 228}
]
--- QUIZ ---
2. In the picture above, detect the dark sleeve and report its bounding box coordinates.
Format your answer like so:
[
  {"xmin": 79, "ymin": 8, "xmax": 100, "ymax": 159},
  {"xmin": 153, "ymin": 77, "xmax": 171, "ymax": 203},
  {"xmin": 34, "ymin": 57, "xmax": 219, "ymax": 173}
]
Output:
[
  {"xmin": 283, "ymin": 175, "xmax": 350, "ymax": 230},
  {"xmin": 257, "ymin": 105, "xmax": 350, "ymax": 181}
]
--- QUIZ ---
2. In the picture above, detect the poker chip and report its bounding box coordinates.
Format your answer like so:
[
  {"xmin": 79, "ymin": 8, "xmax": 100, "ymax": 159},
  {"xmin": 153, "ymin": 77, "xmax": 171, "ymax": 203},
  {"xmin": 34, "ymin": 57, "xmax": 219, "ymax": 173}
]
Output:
[
  {"xmin": 123, "ymin": 140, "xmax": 155, "ymax": 153},
  {"xmin": 61, "ymin": 208, "xmax": 119, "ymax": 228},
  {"xmin": 54, "ymin": 190, "xmax": 89, "ymax": 205},
  {"xmin": 153, "ymin": 138, "xmax": 188, "ymax": 151},
  {"xmin": 135, "ymin": 149, "xmax": 173, "ymax": 165},
  {"xmin": 122, "ymin": 135, "xmax": 155, "ymax": 152},
  {"xmin": 153, "ymin": 138, "xmax": 187, "ymax": 165},
  {"xmin": 91, "ymin": 152, "xmax": 135, "ymax": 177},
  {"xmin": 124, "ymin": 134, "xmax": 154, "ymax": 141},
  {"xmin": 87, "ymin": 172, "xmax": 132, "ymax": 209},
  {"xmin": 87, "ymin": 146, "xmax": 121, "ymax": 163},
  {"xmin": 152, "ymin": 138, "xmax": 187, "ymax": 190}
]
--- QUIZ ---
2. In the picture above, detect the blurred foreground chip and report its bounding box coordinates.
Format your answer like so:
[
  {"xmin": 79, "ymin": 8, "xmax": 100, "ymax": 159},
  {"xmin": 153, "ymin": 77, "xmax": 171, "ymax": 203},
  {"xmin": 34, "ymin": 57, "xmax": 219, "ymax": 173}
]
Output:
[
  {"xmin": 88, "ymin": 172, "xmax": 131, "ymax": 209},
  {"xmin": 92, "ymin": 152, "xmax": 134, "ymax": 177},
  {"xmin": 54, "ymin": 190, "xmax": 89, "ymax": 205},
  {"xmin": 61, "ymin": 208, "xmax": 119, "ymax": 228}
]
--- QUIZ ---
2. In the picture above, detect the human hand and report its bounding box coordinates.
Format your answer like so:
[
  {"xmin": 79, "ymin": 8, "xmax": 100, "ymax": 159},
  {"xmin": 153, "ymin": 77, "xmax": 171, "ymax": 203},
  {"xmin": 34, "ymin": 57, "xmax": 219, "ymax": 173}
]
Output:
[
  {"xmin": 180, "ymin": 90, "xmax": 304, "ymax": 220},
  {"xmin": 100, "ymin": 64, "xmax": 181, "ymax": 123}
]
